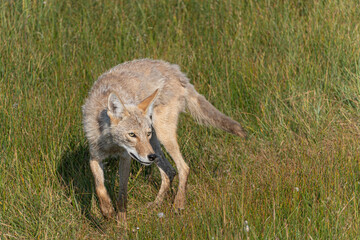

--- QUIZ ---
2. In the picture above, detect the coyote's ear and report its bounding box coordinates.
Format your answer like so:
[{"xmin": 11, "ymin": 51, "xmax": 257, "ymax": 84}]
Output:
[
  {"xmin": 137, "ymin": 89, "xmax": 159, "ymax": 117},
  {"xmin": 107, "ymin": 93, "xmax": 129, "ymax": 122}
]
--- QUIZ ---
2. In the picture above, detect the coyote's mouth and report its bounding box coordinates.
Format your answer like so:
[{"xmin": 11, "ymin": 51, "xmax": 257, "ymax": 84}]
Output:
[{"xmin": 130, "ymin": 153, "xmax": 152, "ymax": 166}]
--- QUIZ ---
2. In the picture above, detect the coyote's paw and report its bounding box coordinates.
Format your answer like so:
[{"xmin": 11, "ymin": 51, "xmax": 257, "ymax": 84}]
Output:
[
  {"xmin": 116, "ymin": 212, "xmax": 127, "ymax": 229},
  {"xmin": 99, "ymin": 201, "xmax": 115, "ymax": 219},
  {"xmin": 173, "ymin": 195, "xmax": 186, "ymax": 213}
]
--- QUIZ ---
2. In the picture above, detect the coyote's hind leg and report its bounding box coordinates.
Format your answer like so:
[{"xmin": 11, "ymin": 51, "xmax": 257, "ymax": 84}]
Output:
[
  {"xmin": 149, "ymin": 127, "xmax": 177, "ymax": 206},
  {"xmin": 153, "ymin": 112, "xmax": 190, "ymax": 210}
]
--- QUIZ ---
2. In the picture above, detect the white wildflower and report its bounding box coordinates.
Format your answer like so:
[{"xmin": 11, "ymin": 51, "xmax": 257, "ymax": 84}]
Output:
[{"xmin": 244, "ymin": 220, "xmax": 250, "ymax": 232}]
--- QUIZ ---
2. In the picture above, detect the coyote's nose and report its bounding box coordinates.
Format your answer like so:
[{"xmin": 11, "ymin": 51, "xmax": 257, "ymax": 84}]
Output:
[{"xmin": 147, "ymin": 154, "xmax": 158, "ymax": 162}]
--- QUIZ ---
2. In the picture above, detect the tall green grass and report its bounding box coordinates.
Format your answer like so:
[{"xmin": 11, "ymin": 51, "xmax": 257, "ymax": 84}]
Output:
[{"xmin": 1, "ymin": 0, "xmax": 360, "ymax": 239}]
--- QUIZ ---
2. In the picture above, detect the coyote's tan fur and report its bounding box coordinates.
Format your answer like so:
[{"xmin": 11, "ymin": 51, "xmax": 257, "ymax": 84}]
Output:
[{"xmin": 82, "ymin": 59, "xmax": 246, "ymax": 223}]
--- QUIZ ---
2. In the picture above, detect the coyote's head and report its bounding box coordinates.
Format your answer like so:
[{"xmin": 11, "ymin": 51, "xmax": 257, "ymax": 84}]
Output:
[{"xmin": 107, "ymin": 89, "xmax": 159, "ymax": 166}]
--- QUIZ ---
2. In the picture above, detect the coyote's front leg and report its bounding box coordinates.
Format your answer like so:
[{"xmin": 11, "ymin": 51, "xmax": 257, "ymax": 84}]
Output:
[
  {"xmin": 89, "ymin": 158, "xmax": 115, "ymax": 219},
  {"xmin": 116, "ymin": 154, "xmax": 131, "ymax": 226}
]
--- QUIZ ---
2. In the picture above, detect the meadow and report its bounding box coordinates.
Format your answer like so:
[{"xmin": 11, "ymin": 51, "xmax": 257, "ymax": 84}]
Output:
[{"xmin": 1, "ymin": 0, "xmax": 360, "ymax": 239}]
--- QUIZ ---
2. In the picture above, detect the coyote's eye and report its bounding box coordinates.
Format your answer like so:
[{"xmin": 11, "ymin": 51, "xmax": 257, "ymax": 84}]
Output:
[
  {"xmin": 147, "ymin": 131, "xmax": 152, "ymax": 137},
  {"xmin": 128, "ymin": 133, "xmax": 136, "ymax": 138}
]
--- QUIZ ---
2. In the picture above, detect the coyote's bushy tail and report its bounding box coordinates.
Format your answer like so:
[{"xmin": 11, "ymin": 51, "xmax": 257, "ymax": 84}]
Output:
[{"xmin": 185, "ymin": 85, "xmax": 247, "ymax": 138}]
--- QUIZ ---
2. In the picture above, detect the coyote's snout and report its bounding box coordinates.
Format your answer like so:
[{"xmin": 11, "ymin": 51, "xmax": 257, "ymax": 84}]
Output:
[{"xmin": 82, "ymin": 59, "xmax": 246, "ymax": 224}]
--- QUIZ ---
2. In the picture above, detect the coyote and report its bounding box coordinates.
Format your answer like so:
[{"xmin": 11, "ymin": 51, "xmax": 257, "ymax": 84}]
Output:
[{"xmin": 82, "ymin": 59, "xmax": 246, "ymax": 223}]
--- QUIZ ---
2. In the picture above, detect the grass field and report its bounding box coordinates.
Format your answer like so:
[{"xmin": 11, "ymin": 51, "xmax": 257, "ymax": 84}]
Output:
[{"xmin": 1, "ymin": 0, "xmax": 360, "ymax": 239}]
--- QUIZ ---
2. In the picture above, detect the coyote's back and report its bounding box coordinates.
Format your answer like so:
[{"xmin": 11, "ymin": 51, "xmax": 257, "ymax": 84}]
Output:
[{"xmin": 83, "ymin": 59, "xmax": 246, "ymax": 149}]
